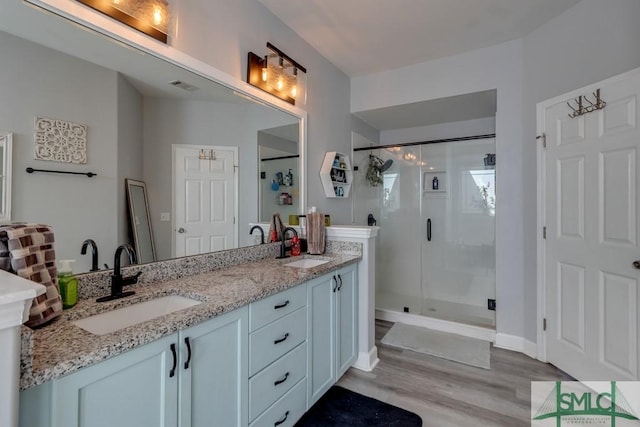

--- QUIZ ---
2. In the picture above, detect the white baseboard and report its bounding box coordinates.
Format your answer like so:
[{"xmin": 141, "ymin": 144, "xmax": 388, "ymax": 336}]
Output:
[
  {"xmin": 353, "ymin": 346, "xmax": 379, "ymax": 372},
  {"xmin": 495, "ymin": 333, "xmax": 538, "ymax": 359}
]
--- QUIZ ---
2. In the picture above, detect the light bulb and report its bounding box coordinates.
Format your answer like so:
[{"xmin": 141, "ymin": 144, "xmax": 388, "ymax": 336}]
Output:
[
  {"xmin": 277, "ymin": 77, "xmax": 284, "ymax": 91},
  {"xmin": 261, "ymin": 67, "xmax": 268, "ymax": 82},
  {"xmin": 291, "ymin": 84, "xmax": 297, "ymax": 98},
  {"xmin": 153, "ymin": 7, "xmax": 163, "ymax": 26}
]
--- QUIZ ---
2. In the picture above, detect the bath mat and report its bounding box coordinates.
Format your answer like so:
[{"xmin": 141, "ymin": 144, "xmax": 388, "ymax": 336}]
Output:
[
  {"xmin": 381, "ymin": 322, "xmax": 490, "ymax": 369},
  {"xmin": 295, "ymin": 385, "xmax": 422, "ymax": 427}
]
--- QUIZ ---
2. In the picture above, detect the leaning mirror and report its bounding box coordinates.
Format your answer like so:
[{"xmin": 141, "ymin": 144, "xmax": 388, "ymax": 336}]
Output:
[
  {"xmin": 126, "ymin": 179, "xmax": 156, "ymax": 264},
  {"xmin": 0, "ymin": 132, "xmax": 12, "ymax": 222}
]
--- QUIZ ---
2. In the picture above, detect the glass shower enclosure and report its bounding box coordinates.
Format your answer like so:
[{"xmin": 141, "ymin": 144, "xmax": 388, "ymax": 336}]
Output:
[{"xmin": 353, "ymin": 137, "xmax": 496, "ymax": 329}]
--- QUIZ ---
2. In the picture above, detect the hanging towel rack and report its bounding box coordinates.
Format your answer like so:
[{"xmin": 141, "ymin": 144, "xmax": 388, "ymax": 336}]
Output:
[
  {"xmin": 26, "ymin": 167, "xmax": 97, "ymax": 178},
  {"xmin": 567, "ymin": 88, "xmax": 606, "ymax": 118}
]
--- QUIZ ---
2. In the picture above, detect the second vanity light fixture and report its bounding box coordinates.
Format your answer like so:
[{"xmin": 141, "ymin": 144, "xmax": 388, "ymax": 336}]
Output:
[
  {"xmin": 247, "ymin": 43, "xmax": 307, "ymax": 106},
  {"xmin": 75, "ymin": 0, "xmax": 169, "ymax": 43}
]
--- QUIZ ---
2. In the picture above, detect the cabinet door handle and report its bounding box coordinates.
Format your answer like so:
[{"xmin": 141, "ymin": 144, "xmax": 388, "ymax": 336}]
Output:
[
  {"xmin": 274, "ymin": 410, "xmax": 289, "ymax": 426},
  {"xmin": 274, "ymin": 372, "xmax": 290, "ymax": 386},
  {"xmin": 332, "ymin": 275, "xmax": 338, "ymax": 292},
  {"xmin": 427, "ymin": 218, "xmax": 432, "ymax": 242},
  {"xmin": 169, "ymin": 343, "xmax": 177, "ymax": 378},
  {"xmin": 274, "ymin": 300, "xmax": 290, "ymax": 310},
  {"xmin": 337, "ymin": 274, "xmax": 343, "ymax": 291},
  {"xmin": 184, "ymin": 337, "xmax": 192, "ymax": 370},
  {"xmin": 274, "ymin": 332, "xmax": 289, "ymax": 345}
]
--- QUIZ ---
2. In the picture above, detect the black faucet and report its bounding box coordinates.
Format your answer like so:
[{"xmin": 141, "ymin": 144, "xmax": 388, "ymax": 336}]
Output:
[
  {"xmin": 80, "ymin": 239, "xmax": 99, "ymax": 271},
  {"xmin": 250, "ymin": 225, "xmax": 265, "ymax": 244},
  {"xmin": 96, "ymin": 244, "xmax": 142, "ymax": 302},
  {"xmin": 277, "ymin": 227, "xmax": 298, "ymax": 259}
]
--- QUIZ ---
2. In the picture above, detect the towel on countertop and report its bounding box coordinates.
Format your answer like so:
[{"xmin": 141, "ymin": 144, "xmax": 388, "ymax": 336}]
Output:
[
  {"xmin": 0, "ymin": 223, "xmax": 63, "ymax": 328},
  {"xmin": 306, "ymin": 212, "xmax": 326, "ymax": 254}
]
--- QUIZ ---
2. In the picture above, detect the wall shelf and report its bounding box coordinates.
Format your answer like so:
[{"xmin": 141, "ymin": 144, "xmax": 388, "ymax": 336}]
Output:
[
  {"xmin": 320, "ymin": 151, "xmax": 352, "ymax": 198},
  {"xmin": 423, "ymin": 170, "xmax": 447, "ymax": 193}
]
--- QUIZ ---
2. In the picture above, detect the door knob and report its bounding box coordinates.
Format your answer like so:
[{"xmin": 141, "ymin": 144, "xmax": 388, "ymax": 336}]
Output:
[
  {"xmin": 178, "ymin": 227, "xmax": 185, "ymax": 233},
  {"xmin": 634, "ymin": 260, "xmax": 640, "ymax": 269}
]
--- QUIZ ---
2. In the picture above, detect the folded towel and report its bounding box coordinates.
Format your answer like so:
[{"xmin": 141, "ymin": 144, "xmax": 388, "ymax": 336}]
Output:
[
  {"xmin": 0, "ymin": 223, "xmax": 63, "ymax": 327},
  {"xmin": 306, "ymin": 213, "xmax": 326, "ymax": 255}
]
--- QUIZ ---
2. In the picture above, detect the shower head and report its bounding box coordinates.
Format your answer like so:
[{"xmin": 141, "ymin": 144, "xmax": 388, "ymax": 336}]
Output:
[{"xmin": 380, "ymin": 159, "xmax": 393, "ymax": 173}]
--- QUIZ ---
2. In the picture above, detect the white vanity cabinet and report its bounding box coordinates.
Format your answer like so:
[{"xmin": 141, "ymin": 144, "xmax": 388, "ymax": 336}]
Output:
[
  {"xmin": 307, "ymin": 264, "xmax": 358, "ymax": 405},
  {"xmin": 19, "ymin": 307, "xmax": 248, "ymax": 427},
  {"xmin": 248, "ymin": 284, "xmax": 308, "ymax": 427}
]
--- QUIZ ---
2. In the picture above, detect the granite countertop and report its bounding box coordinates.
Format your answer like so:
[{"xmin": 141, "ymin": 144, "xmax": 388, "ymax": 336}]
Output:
[{"xmin": 20, "ymin": 253, "xmax": 359, "ymax": 390}]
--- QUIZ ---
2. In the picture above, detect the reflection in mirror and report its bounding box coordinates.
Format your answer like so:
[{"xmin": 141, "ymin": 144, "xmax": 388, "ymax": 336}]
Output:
[
  {"xmin": 259, "ymin": 124, "xmax": 299, "ymax": 222},
  {"xmin": 0, "ymin": 9, "xmax": 305, "ymax": 273},
  {"xmin": 126, "ymin": 179, "xmax": 156, "ymax": 264},
  {"xmin": 0, "ymin": 132, "xmax": 12, "ymax": 222}
]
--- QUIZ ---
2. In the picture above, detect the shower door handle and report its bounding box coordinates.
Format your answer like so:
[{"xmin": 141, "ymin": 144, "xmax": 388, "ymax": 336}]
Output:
[{"xmin": 427, "ymin": 219, "xmax": 431, "ymax": 242}]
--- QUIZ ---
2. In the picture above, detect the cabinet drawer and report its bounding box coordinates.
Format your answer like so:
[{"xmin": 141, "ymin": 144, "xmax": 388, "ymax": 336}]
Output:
[
  {"xmin": 249, "ymin": 284, "xmax": 306, "ymax": 332},
  {"xmin": 249, "ymin": 378, "xmax": 306, "ymax": 427},
  {"xmin": 249, "ymin": 343, "xmax": 306, "ymax": 421},
  {"xmin": 250, "ymin": 307, "xmax": 306, "ymax": 376}
]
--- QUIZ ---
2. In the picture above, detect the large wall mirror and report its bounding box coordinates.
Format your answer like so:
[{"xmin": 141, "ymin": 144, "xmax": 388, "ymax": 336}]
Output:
[
  {"xmin": 126, "ymin": 179, "xmax": 156, "ymax": 264},
  {"xmin": 0, "ymin": 2, "xmax": 305, "ymax": 273}
]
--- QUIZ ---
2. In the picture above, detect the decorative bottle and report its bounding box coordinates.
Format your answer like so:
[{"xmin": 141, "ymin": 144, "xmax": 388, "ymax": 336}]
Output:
[{"xmin": 432, "ymin": 176, "xmax": 439, "ymax": 190}]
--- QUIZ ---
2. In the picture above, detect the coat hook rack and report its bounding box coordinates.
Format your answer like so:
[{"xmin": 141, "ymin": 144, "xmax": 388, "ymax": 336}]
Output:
[
  {"xmin": 26, "ymin": 167, "xmax": 97, "ymax": 177},
  {"xmin": 198, "ymin": 149, "xmax": 216, "ymax": 161},
  {"xmin": 567, "ymin": 88, "xmax": 606, "ymax": 118}
]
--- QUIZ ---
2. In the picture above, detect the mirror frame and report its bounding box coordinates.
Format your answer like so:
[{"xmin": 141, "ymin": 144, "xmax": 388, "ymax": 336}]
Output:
[
  {"xmin": 126, "ymin": 179, "xmax": 156, "ymax": 263},
  {"xmin": 0, "ymin": 132, "xmax": 12, "ymax": 222}
]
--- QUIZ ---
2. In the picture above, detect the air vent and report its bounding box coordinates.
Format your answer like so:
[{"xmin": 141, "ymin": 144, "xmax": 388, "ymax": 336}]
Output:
[{"xmin": 169, "ymin": 80, "xmax": 199, "ymax": 91}]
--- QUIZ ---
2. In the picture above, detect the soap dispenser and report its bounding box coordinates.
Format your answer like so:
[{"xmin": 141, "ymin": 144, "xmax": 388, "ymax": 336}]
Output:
[{"xmin": 58, "ymin": 259, "xmax": 78, "ymax": 309}]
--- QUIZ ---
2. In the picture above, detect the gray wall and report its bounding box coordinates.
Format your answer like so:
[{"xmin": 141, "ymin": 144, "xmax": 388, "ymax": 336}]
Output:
[
  {"xmin": 170, "ymin": 0, "xmax": 353, "ymax": 222},
  {"xmin": 0, "ymin": 32, "xmax": 121, "ymax": 273},
  {"xmin": 117, "ymin": 75, "xmax": 143, "ymax": 254},
  {"xmin": 351, "ymin": 0, "xmax": 640, "ymax": 344},
  {"xmin": 520, "ymin": 0, "xmax": 640, "ymax": 342}
]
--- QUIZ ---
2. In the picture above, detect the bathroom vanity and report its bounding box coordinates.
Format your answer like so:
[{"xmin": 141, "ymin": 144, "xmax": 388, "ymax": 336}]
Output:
[{"xmin": 18, "ymin": 246, "xmax": 359, "ymax": 427}]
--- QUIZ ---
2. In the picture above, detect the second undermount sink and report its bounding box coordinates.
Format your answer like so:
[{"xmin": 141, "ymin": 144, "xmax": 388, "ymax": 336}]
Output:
[
  {"xmin": 284, "ymin": 258, "xmax": 330, "ymax": 269},
  {"xmin": 73, "ymin": 295, "xmax": 201, "ymax": 335}
]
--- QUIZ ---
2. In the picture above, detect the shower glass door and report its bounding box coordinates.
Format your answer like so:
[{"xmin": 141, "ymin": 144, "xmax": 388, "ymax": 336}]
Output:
[{"xmin": 420, "ymin": 139, "xmax": 495, "ymax": 327}]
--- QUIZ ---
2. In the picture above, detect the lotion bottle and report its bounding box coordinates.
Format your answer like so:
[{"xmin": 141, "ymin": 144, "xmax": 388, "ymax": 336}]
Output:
[{"xmin": 58, "ymin": 259, "xmax": 78, "ymax": 309}]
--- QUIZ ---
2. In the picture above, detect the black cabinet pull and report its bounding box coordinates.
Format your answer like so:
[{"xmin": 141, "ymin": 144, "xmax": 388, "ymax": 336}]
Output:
[
  {"xmin": 332, "ymin": 275, "xmax": 338, "ymax": 292},
  {"xmin": 274, "ymin": 332, "xmax": 289, "ymax": 345},
  {"xmin": 274, "ymin": 410, "xmax": 289, "ymax": 426},
  {"xmin": 337, "ymin": 274, "xmax": 343, "ymax": 291},
  {"xmin": 169, "ymin": 343, "xmax": 177, "ymax": 378},
  {"xmin": 274, "ymin": 372, "xmax": 290, "ymax": 386},
  {"xmin": 184, "ymin": 337, "xmax": 192, "ymax": 370},
  {"xmin": 274, "ymin": 300, "xmax": 290, "ymax": 310},
  {"xmin": 427, "ymin": 218, "xmax": 432, "ymax": 242}
]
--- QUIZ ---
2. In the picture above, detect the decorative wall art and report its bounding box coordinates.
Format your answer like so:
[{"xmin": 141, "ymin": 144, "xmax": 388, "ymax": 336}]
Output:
[{"xmin": 34, "ymin": 117, "xmax": 87, "ymax": 164}]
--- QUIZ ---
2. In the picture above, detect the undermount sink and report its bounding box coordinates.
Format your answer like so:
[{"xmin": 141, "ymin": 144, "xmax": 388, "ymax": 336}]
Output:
[
  {"xmin": 73, "ymin": 295, "xmax": 201, "ymax": 335},
  {"xmin": 283, "ymin": 258, "xmax": 330, "ymax": 269}
]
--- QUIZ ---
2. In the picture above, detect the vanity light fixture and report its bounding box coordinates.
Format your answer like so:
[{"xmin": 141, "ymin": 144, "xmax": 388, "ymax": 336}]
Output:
[
  {"xmin": 75, "ymin": 0, "xmax": 170, "ymax": 43},
  {"xmin": 247, "ymin": 43, "xmax": 307, "ymax": 106}
]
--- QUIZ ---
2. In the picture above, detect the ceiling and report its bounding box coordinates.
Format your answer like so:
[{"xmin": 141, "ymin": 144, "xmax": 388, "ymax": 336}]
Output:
[{"xmin": 257, "ymin": 0, "xmax": 581, "ymax": 77}]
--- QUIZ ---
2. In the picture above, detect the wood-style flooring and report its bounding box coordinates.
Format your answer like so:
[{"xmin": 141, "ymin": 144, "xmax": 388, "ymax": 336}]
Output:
[{"xmin": 337, "ymin": 320, "xmax": 572, "ymax": 427}]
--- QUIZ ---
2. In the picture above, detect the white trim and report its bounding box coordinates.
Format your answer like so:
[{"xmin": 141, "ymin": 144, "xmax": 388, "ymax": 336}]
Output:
[
  {"xmin": 353, "ymin": 346, "xmax": 380, "ymax": 372},
  {"xmin": 376, "ymin": 308, "xmax": 497, "ymax": 342},
  {"xmin": 494, "ymin": 333, "xmax": 538, "ymax": 359},
  {"xmin": 535, "ymin": 66, "xmax": 640, "ymax": 364}
]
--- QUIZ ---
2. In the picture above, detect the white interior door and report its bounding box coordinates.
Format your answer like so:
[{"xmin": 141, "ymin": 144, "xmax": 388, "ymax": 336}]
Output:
[
  {"xmin": 541, "ymin": 68, "xmax": 640, "ymax": 380},
  {"xmin": 173, "ymin": 145, "xmax": 237, "ymax": 257}
]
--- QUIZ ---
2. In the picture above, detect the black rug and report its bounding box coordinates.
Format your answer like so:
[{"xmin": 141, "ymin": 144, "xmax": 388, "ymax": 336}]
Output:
[{"xmin": 295, "ymin": 386, "xmax": 422, "ymax": 427}]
